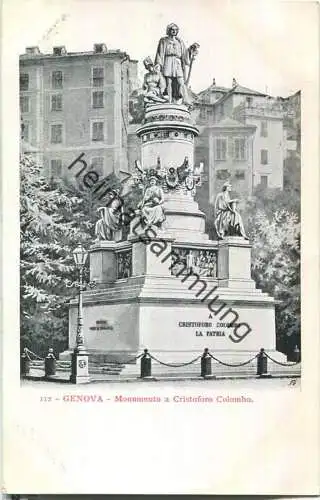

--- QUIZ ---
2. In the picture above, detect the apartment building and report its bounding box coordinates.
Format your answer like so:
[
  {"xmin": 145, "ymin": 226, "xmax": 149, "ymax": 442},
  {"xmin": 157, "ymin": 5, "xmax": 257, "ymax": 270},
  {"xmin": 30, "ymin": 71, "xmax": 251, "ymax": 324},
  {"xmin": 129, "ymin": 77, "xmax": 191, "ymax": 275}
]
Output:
[
  {"xmin": 20, "ymin": 44, "xmax": 138, "ymax": 180},
  {"xmin": 193, "ymin": 79, "xmax": 288, "ymax": 212}
]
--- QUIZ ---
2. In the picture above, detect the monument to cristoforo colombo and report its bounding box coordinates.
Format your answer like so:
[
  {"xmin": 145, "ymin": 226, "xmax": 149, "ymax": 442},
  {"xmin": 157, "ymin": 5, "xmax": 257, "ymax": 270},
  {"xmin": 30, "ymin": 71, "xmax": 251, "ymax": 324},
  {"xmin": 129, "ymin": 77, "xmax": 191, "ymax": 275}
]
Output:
[{"xmin": 65, "ymin": 23, "xmax": 286, "ymax": 374}]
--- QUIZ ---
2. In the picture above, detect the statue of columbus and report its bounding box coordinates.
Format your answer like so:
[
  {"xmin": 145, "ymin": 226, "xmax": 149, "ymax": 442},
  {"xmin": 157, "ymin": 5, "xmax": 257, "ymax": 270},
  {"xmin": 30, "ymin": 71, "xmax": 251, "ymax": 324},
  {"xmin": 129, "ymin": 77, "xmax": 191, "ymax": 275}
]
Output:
[{"xmin": 155, "ymin": 23, "xmax": 199, "ymax": 104}]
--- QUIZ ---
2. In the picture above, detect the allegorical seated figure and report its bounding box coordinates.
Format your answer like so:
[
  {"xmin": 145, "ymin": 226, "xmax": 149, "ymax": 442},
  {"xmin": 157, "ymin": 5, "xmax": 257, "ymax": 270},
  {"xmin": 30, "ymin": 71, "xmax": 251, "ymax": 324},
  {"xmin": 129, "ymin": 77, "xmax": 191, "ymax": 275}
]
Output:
[
  {"xmin": 138, "ymin": 176, "xmax": 166, "ymax": 229},
  {"xmin": 214, "ymin": 182, "xmax": 248, "ymax": 240},
  {"xmin": 94, "ymin": 193, "xmax": 123, "ymax": 242},
  {"xmin": 142, "ymin": 57, "xmax": 168, "ymax": 104}
]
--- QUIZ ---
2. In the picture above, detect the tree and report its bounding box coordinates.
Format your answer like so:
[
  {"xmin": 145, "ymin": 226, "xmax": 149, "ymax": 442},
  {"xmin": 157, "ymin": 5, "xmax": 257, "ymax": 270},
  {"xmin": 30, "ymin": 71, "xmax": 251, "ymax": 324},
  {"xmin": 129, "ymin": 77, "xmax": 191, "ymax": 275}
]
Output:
[
  {"xmin": 129, "ymin": 90, "xmax": 144, "ymax": 124},
  {"xmin": 20, "ymin": 154, "xmax": 94, "ymax": 356},
  {"xmin": 248, "ymin": 207, "xmax": 300, "ymax": 356}
]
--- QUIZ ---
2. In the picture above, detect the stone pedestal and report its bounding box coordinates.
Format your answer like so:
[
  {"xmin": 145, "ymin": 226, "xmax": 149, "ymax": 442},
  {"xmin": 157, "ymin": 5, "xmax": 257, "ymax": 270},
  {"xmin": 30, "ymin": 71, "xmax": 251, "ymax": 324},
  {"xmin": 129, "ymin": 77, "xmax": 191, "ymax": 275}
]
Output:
[
  {"xmin": 90, "ymin": 241, "xmax": 117, "ymax": 284},
  {"xmin": 218, "ymin": 236, "xmax": 256, "ymax": 290},
  {"xmin": 90, "ymin": 241, "xmax": 132, "ymax": 284},
  {"xmin": 70, "ymin": 349, "xmax": 90, "ymax": 384},
  {"xmin": 63, "ymin": 102, "xmax": 284, "ymax": 376},
  {"xmin": 136, "ymin": 103, "xmax": 198, "ymax": 169}
]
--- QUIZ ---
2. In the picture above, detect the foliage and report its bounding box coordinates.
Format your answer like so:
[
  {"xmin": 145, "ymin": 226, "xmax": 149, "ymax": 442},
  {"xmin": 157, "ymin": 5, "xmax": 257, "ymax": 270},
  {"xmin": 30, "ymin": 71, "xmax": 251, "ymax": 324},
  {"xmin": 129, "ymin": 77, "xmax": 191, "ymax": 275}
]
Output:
[
  {"xmin": 129, "ymin": 90, "xmax": 144, "ymax": 124},
  {"xmin": 20, "ymin": 154, "xmax": 94, "ymax": 356},
  {"xmin": 245, "ymin": 182, "xmax": 300, "ymax": 356}
]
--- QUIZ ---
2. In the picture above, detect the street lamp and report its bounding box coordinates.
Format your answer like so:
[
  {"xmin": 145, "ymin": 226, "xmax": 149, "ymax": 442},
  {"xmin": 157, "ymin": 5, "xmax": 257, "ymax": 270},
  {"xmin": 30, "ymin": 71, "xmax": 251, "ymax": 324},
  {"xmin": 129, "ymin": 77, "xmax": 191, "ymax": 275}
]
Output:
[
  {"xmin": 73, "ymin": 244, "xmax": 88, "ymax": 351},
  {"xmin": 70, "ymin": 244, "xmax": 90, "ymax": 383}
]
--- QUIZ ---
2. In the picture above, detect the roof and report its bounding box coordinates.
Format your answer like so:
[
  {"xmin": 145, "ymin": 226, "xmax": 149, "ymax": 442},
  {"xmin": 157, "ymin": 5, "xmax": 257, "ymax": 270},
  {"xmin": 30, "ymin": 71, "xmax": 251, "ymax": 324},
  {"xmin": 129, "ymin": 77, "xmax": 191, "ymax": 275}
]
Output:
[
  {"xmin": 19, "ymin": 49, "xmax": 133, "ymax": 63},
  {"xmin": 198, "ymin": 84, "xmax": 230, "ymax": 96},
  {"xmin": 212, "ymin": 84, "xmax": 269, "ymax": 108},
  {"xmin": 232, "ymin": 84, "xmax": 268, "ymax": 96}
]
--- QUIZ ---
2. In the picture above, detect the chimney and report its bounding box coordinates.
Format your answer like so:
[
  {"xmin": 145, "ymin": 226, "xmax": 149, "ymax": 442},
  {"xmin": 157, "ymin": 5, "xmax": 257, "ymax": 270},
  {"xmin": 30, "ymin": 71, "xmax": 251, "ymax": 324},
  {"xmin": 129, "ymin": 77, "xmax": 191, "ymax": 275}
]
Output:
[
  {"xmin": 25, "ymin": 46, "xmax": 41, "ymax": 55},
  {"xmin": 94, "ymin": 43, "xmax": 107, "ymax": 53},
  {"xmin": 232, "ymin": 78, "xmax": 237, "ymax": 87},
  {"xmin": 53, "ymin": 46, "xmax": 67, "ymax": 56},
  {"xmin": 212, "ymin": 78, "xmax": 216, "ymax": 86}
]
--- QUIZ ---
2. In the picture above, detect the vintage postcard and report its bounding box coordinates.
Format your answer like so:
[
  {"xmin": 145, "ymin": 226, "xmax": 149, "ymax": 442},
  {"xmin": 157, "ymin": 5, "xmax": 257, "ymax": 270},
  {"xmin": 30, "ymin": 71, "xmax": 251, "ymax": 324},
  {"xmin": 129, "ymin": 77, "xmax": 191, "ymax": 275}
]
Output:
[{"xmin": 1, "ymin": 0, "xmax": 319, "ymax": 495}]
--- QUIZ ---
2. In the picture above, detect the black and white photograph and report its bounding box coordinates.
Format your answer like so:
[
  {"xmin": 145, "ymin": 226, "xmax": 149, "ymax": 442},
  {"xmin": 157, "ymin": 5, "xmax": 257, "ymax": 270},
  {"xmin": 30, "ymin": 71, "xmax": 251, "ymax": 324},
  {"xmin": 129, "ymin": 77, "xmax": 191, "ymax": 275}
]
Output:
[
  {"xmin": 18, "ymin": 4, "xmax": 302, "ymax": 384},
  {"xmin": 2, "ymin": 0, "xmax": 319, "ymax": 495}
]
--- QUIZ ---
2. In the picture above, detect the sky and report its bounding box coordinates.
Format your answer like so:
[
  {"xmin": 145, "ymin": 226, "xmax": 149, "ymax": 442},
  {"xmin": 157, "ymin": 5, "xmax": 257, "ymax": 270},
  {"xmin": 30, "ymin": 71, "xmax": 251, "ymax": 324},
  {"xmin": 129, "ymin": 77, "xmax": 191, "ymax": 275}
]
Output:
[{"xmin": 4, "ymin": 0, "xmax": 319, "ymax": 96}]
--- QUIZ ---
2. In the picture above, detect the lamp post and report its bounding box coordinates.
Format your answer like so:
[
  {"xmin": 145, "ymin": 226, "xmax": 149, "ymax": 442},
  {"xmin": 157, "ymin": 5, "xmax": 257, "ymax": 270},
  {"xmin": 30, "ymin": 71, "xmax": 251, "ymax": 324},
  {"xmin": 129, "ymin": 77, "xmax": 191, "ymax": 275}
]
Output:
[{"xmin": 70, "ymin": 244, "xmax": 90, "ymax": 384}]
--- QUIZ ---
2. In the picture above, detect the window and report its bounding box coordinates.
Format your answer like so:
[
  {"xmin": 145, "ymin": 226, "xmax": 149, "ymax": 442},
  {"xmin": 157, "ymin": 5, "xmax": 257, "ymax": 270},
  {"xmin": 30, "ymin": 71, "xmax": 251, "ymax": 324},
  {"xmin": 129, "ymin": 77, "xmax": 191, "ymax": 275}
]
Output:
[
  {"xmin": 20, "ymin": 96, "xmax": 30, "ymax": 113},
  {"xmin": 51, "ymin": 94, "xmax": 63, "ymax": 111},
  {"xmin": 234, "ymin": 138, "xmax": 246, "ymax": 160},
  {"xmin": 218, "ymin": 103, "xmax": 224, "ymax": 118},
  {"xmin": 260, "ymin": 120, "xmax": 268, "ymax": 137},
  {"xmin": 215, "ymin": 138, "xmax": 227, "ymax": 161},
  {"xmin": 51, "ymin": 124, "xmax": 63, "ymax": 144},
  {"xmin": 261, "ymin": 149, "xmax": 268, "ymax": 165},
  {"xmin": 20, "ymin": 73, "xmax": 29, "ymax": 91},
  {"xmin": 246, "ymin": 96, "xmax": 253, "ymax": 107},
  {"xmin": 92, "ymin": 91, "xmax": 104, "ymax": 108},
  {"xmin": 260, "ymin": 175, "xmax": 268, "ymax": 188},
  {"xmin": 53, "ymin": 46, "xmax": 66, "ymax": 56},
  {"xmin": 92, "ymin": 67, "xmax": 104, "ymax": 87},
  {"xmin": 51, "ymin": 159, "xmax": 62, "ymax": 177},
  {"xmin": 235, "ymin": 169, "xmax": 245, "ymax": 180},
  {"xmin": 92, "ymin": 121, "xmax": 104, "ymax": 141},
  {"xmin": 52, "ymin": 71, "xmax": 63, "ymax": 89},
  {"xmin": 94, "ymin": 43, "xmax": 107, "ymax": 53},
  {"xmin": 200, "ymin": 107, "xmax": 207, "ymax": 120},
  {"xmin": 91, "ymin": 157, "xmax": 104, "ymax": 176},
  {"xmin": 216, "ymin": 169, "xmax": 230, "ymax": 180},
  {"xmin": 22, "ymin": 122, "xmax": 29, "ymax": 142}
]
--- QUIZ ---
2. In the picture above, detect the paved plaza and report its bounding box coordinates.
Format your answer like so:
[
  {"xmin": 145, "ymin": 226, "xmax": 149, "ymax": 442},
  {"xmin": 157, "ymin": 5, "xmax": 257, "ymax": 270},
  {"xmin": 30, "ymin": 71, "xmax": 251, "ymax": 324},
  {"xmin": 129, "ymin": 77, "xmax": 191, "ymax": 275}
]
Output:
[{"xmin": 21, "ymin": 376, "xmax": 300, "ymax": 390}]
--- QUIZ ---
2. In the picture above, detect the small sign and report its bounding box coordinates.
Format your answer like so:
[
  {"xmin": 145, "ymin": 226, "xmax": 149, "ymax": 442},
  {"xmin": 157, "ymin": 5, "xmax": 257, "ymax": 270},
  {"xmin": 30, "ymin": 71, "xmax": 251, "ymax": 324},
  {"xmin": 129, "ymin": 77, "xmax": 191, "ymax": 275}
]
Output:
[{"xmin": 89, "ymin": 319, "xmax": 114, "ymax": 331}]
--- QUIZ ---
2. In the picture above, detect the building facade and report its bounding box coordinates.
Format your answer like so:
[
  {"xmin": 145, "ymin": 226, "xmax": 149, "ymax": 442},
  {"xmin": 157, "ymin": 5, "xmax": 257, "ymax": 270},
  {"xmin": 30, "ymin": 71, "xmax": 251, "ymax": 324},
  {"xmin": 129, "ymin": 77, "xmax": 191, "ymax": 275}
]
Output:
[
  {"xmin": 190, "ymin": 79, "xmax": 302, "ymax": 220},
  {"xmin": 20, "ymin": 44, "xmax": 138, "ymax": 180}
]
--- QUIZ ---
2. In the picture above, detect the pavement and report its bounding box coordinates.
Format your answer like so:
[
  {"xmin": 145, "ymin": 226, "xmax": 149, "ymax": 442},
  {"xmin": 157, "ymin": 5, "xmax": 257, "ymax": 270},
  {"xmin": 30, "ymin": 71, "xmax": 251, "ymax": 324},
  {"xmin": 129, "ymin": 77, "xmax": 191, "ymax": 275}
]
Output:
[{"xmin": 21, "ymin": 374, "xmax": 300, "ymax": 389}]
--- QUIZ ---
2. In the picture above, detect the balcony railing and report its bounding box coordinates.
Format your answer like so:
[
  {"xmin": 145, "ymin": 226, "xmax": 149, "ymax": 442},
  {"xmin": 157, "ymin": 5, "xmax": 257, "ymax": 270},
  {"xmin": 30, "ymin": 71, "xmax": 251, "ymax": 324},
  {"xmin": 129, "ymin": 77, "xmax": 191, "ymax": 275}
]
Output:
[{"xmin": 233, "ymin": 101, "xmax": 284, "ymax": 119}]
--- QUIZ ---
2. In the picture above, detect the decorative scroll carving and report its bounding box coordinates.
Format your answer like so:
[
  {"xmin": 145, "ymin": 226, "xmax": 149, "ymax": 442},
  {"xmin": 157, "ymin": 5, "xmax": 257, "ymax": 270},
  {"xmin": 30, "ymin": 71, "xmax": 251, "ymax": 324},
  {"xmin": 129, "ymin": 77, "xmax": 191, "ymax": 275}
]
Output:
[
  {"xmin": 133, "ymin": 158, "xmax": 203, "ymax": 197},
  {"xmin": 117, "ymin": 250, "xmax": 132, "ymax": 279},
  {"xmin": 141, "ymin": 130, "xmax": 194, "ymax": 142},
  {"xmin": 144, "ymin": 114, "xmax": 188, "ymax": 123},
  {"xmin": 171, "ymin": 248, "xmax": 217, "ymax": 278}
]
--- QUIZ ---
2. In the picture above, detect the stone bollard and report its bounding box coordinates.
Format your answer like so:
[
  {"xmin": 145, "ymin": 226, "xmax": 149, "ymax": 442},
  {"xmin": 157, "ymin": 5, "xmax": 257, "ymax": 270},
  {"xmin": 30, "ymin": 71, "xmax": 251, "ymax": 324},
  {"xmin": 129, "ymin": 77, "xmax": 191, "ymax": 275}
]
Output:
[
  {"xmin": 257, "ymin": 348, "xmax": 268, "ymax": 376},
  {"xmin": 20, "ymin": 348, "xmax": 30, "ymax": 377},
  {"xmin": 140, "ymin": 349, "xmax": 151, "ymax": 378},
  {"xmin": 201, "ymin": 348, "xmax": 212, "ymax": 377},
  {"xmin": 45, "ymin": 348, "xmax": 56, "ymax": 378}
]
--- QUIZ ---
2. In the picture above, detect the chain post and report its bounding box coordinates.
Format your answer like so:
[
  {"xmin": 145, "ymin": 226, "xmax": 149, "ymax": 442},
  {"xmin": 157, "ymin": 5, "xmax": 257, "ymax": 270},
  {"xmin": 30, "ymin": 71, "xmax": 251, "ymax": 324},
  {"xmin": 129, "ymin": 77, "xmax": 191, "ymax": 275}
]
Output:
[
  {"xmin": 257, "ymin": 348, "xmax": 268, "ymax": 376},
  {"xmin": 45, "ymin": 348, "xmax": 56, "ymax": 378},
  {"xmin": 20, "ymin": 348, "xmax": 30, "ymax": 378},
  {"xmin": 201, "ymin": 348, "xmax": 212, "ymax": 377},
  {"xmin": 293, "ymin": 345, "xmax": 301, "ymax": 363},
  {"xmin": 140, "ymin": 349, "xmax": 152, "ymax": 378}
]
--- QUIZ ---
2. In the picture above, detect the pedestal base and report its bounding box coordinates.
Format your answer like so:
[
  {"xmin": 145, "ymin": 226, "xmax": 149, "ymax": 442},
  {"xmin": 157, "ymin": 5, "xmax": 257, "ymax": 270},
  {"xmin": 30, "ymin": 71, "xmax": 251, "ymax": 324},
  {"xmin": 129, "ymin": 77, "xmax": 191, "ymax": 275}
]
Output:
[{"xmin": 70, "ymin": 350, "xmax": 90, "ymax": 384}]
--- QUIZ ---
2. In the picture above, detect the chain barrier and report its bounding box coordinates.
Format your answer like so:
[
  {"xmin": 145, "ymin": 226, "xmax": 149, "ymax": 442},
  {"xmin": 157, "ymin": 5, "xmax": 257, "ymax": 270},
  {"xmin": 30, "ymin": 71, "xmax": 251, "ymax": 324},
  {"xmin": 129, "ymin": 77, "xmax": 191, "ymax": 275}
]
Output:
[
  {"xmin": 148, "ymin": 353, "xmax": 202, "ymax": 368},
  {"xmin": 109, "ymin": 353, "xmax": 144, "ymax": 365},
  {"xmin": 24, "ymin": 348, "xmax": 44, "ymax": 361},
  {"xmin": 208, "ymin": 352, "xmax": 258, "ymax": 367},
  {"xmin": 264, "ymin": 352, "xmax": 301, "ymax": 367},
  {"xmin": 56, "ymin": 360, "xmax": 68, "ymax": 367},
  {"xmin": 22, "ymin": 347, "xmax": 301, "ymax": 370},
  {"xmin": 23, "ymin": 349, "xmax": 32, "ymax": 361}
]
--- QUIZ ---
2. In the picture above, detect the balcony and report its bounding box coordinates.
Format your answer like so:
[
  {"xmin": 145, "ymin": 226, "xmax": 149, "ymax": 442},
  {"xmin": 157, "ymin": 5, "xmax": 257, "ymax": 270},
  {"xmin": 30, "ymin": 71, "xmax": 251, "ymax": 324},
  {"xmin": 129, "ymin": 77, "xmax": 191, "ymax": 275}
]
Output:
[{"xmin": 233, "ymin": 101, "xmax": 284, "ymax": 121}]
